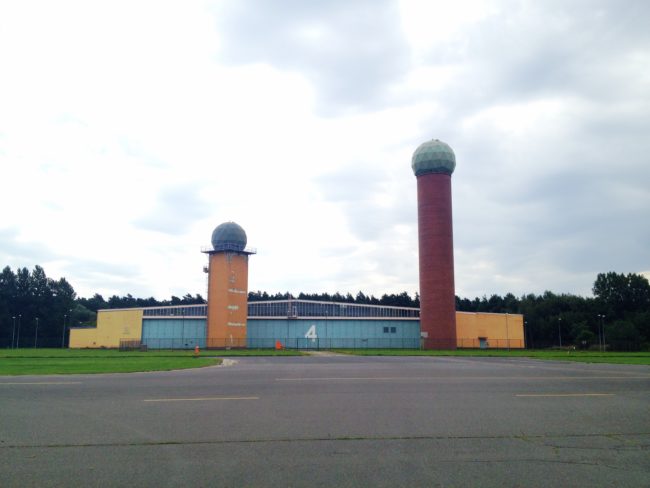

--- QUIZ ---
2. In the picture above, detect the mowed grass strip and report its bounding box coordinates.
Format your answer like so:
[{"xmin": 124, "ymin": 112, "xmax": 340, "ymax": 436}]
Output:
[
  {"xmin": 0, "ymin": 348, "xmax": 302, "ymax": 375},
  {"xmin": 332, "ymin": 349, "xmax": 650, "ymax": 365},
  {"xmin": 0, "ymin": 348, "xmax": 302, "ymax": 359},
  {"xmin": 0, "ymin": 349, "xmax": 221, "ymax": 375}
]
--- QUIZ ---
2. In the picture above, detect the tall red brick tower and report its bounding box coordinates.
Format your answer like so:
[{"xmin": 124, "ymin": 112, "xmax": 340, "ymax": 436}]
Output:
[{"xmin": 412, "ymin": 139, "xmax": 457, "ymax": 349}]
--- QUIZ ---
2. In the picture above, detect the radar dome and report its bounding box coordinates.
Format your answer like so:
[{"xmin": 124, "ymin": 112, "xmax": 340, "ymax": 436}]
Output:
[
  {"xmin": 211, "ymin": 221, "xmax": 247, "ymax": 251},
  {"xmin": 411, "ymin": 139, "xmax": 456, "ymax": 176}
]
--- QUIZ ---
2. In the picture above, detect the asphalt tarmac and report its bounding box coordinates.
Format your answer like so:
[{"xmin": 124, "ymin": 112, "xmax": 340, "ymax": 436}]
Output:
[{"xmin": 1, "ymin": 355, "xmax": 649, "ymax": 487}]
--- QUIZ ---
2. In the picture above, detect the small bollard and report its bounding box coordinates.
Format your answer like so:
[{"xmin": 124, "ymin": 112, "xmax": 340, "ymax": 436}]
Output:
[{"xmin": 194, "ymin": 345, "xmax": 200, "ymax": 357}]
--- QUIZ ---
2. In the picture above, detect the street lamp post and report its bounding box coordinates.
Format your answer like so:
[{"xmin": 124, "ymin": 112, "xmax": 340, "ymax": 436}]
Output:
[
  {"xmin": 524, "ymin": 321, "xmax": 530, "ymax": 349},
  {"xmin": 62, "ymin": 314, "xmax": 67, "ymax": 348},
  {"xmin": 34, "ymin": 317, "xmax": 39, "ymax": 348},
  {"xmin": 558, "ymin": 317, "xmax": 562, "ymax": 348},
  {"xmin": 16, "ymin": 314, "xmax": 21, "ymax": 348},
  {"xmin": 181, "ymin": 309, "xmax": 186, "ymax": 350},
  {"xmin": 596, "ymin": 314, "xmax": 602, "ymax": 351},
  {"xmin": 505, "ymin": 312, "xmax": 510, "ymax": 351},
  {"xmin": 12, "ymin": 316, "xmax": 16, "ymax": 349},
  {"xmin": 600, "ymin": 315, "xmax": 607, "ymax": 352},
  {"xmin": 324, "ymin": 310, "xmax": 328, "ymax": 351}
]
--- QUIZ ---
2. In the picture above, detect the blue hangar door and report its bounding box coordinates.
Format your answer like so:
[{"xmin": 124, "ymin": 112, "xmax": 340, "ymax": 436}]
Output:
[{"xmin": 141, "ymin": 319, "xmax": 207, "ymax": 349}]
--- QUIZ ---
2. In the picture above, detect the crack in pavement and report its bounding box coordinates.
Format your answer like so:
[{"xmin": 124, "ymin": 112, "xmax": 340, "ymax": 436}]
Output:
[{"xmin": 1, "ymin": 432, "xmax": 648, "ymax": 450}]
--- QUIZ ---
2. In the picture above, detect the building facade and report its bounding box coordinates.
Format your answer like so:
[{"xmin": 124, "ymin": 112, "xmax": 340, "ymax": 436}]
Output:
[{"xmin": 70, "ymin": 299, "xmax": 525, "ymax": 350}]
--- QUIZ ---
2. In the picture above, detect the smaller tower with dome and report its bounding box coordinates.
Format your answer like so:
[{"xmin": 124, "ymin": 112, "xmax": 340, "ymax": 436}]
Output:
[{"xmin": 203, "ymin": 221, "xmax": 255, "ymax": 348}]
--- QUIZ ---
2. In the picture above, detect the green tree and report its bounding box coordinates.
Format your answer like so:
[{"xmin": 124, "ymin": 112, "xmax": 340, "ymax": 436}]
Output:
[{"xmin": 593, "ymin": 272, "xmax": 650, "ymax": 318}]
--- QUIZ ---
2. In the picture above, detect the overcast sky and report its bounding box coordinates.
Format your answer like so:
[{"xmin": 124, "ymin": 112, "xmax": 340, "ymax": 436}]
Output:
[{"xmin": 1, "ymin": 0, "xmax": 648, "ymax": 301}]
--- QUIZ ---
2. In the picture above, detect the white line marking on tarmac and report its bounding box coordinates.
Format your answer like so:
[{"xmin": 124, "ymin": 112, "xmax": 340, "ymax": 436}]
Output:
[
  {"xmin": 276, "ymin": 377, "xmax": 417, "ymax": 381},
  {"xmin": 143, "ymin": 396, "xmax": 259, "ymax": 402},
  {"xmin": 0, "ymin": 382, "xmax": 82, "ymax": 385},
  {"xmin": 276, "ymin": 376, "xmax": 649, "ymax": 381},
  {"xmin": 515, "ymin": 393, "xmax": 614, "ymax": 397}
]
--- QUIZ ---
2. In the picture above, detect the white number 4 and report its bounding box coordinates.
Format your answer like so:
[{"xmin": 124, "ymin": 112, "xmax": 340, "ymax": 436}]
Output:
[{"xmin": 305, "ymin": 325, "xmax": 318, "ymax": 340}]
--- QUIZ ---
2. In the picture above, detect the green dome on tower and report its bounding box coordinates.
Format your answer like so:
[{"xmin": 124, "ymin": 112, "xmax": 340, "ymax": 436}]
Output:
[
  {"xmin": 211, "ymin": 221, "xmax": 247, "ymax": 251},
  {"xmin": 411, "ymin": 139, "xmax": 456, "ymax": 176}
]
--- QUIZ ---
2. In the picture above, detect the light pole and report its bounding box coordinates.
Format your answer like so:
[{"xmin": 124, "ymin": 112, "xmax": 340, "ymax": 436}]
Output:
[
  {"xmin": 598, "ymin": 314, "xmax": 606, "ymax": 352},
  {"xmin": 505, "ymin": 312, "xmax": 510, "ymax": 351},
  {"xmin": 324, "ymin": 310, "xmax": 328, "ymax": 351},
  {"xmin": 62, "ymin": 314, "xmax": 67, "ymax": 348},
  {"xmin": 34, "ymin": 317, "xmax": 39, "ymax": 348},
  {"xmin": 558, "ymin": 317, "xmax": 562, "ymax": 348},
  {"xmin": 524, "ymin": 321, "xmax": 529, "ymax": 349},
  {"xmin": 181, "ymin": 309, "xmax": 186, "ymax": 350},
  {"xmin": 170, "ymin": 310, "xmax": 175, "ymax": 350},
  {"xmin": 16, "ymin": 314, "xmax": 21, "ymax": 349},
  {"xmin": 11, "ymin": 316, "xmax": 16, "ymax": 349}
]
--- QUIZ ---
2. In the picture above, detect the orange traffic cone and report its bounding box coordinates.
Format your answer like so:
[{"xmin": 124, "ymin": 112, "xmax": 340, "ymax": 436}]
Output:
[
  {"xmin": 275, "ymin": 340, "xmax": 283, "ymax": 350},
  {"xmin": 194, "ymin": 345, "xmax": 200, "ymax": 357}
]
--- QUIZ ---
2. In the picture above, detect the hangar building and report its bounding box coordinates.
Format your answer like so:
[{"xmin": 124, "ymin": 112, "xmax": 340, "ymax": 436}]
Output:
[{"xmin": 69, "ymin": 300, "xmax": 524, "ymax": 350}]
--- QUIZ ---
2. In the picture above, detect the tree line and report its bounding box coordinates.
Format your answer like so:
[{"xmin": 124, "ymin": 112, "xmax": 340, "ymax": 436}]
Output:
[
  {"xmin": 0, "ymin": 264, "xmax": 648, "ymax": 349},
  {"xmin": 454, "ymin": 272, "xmax": 649, "ymax": 350}
]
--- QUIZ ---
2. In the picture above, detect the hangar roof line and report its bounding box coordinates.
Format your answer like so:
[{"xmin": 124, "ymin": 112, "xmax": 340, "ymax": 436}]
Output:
[{"xmin": 88, "ymin": 299, "xmax": 521, "ymax": 323}]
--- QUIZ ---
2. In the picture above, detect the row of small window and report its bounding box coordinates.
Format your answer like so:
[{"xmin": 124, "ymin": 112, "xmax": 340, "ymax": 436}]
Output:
[
  {"xmin": 248, "ymin": 301, "xmax": 419, "ymax": 318},
  {"xmin": 143, "ymin": 306, "xmax": 207, "ymax": 317},
  {"xmin": 383, "ymin": 326, "xmax": 397, "ymax": 334}
]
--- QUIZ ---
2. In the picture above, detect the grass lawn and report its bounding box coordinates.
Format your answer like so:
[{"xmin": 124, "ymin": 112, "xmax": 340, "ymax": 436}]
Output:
[
  {"xmin": 0, "ymin": 349, "xmax": 222, "ymax": 375},
  {"xmin": 0, "ymin": 348, "xmax": 302, "ymax": 375},
  {"xmin": 332, "ymin": 349, "xmax": 650, "ymax": 365}
]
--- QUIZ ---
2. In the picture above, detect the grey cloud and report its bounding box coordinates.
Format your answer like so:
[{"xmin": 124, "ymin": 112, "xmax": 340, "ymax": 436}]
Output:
[
  {"xmin": 316, "ymin": 166, "xmax": 416, "ymax": 243},
  {"xmin": 214, "ymin": 0, "xmax": 410, "ymax": 114},
  {"xmin": 66, "ymin": 260, "xmax": 134, "ymax": 282},
  {"xmin": 0, "ymin": 227, "xmax": 133, "ymax": 279},
  {"xmin": 452, "ymin": 143, "xmax": 650, "ymax": 297},
  {"xmin": 316, "ymin": 166, "xmax": 384, "ymax": 201},
  {"xmin": 426, "ymin": 0, "xmax": 650, "ymax": 119},
  {"xmin": 0, "ymin": 227, "xmax": 137, "ymax": 296},
  {"xmin": 135, "ymin": 183, "xmax": 212, "ymax": 235},
  {"xmin": 312, "ymin": 165, "xmax": 419, "ymax": 294},
  {"xmin": 0, "ymin": 227, "xmax": 58, "ymax": 265}
]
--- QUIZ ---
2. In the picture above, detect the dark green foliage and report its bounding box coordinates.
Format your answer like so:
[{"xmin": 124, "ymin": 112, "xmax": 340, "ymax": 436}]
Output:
[
  {"xmin": 0, "ymin": 266, "xmax": 208, "ymax": 348},
  {"xmin": 593, "ymin": 272, "xmax": 650, "ymax": 316},
  {"xmin": 0, "ymin": 265, "xmax": 76, "ymax": 347}
]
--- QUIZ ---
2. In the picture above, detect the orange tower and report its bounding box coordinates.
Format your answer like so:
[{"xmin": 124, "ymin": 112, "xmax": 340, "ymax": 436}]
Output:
[{"xmin": 203, "ymin": 222, "xmax": 254, "ymax": 348}]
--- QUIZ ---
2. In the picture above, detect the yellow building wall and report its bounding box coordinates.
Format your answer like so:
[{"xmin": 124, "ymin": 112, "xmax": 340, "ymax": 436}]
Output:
[
  {"xmin": 206, "ymin": 252, "xmax": 249, "ymax": 347},
  {"xmin": 69, "ymin": 309, "xmax": 143, "ymax": 348},
  {"xmin": 456, "ymin": 312, "xmax": 525, "ymax": 348}
]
